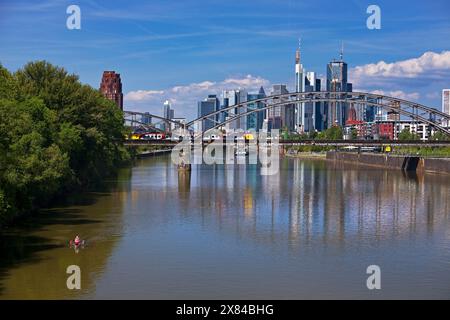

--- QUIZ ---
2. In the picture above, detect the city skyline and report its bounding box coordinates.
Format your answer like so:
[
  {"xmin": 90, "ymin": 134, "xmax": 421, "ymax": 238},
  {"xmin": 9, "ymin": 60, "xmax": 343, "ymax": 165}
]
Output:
[{"xmin": 0, "ymin": 0, "xmax": 449, "ymax": 118}]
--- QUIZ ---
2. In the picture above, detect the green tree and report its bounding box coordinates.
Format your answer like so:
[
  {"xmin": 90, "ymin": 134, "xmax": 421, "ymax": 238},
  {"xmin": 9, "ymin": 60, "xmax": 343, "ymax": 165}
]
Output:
[
  {"xmin": 430, "ymin": 131, "xmax": 449, "ymax": 141},
  {"xmin": 398, "ymin": 128, "xmax": 420, "ymax": 141},
  {"xmin": 0, "ymin": 61, "xmax": 129, "ymax": 225},
  {"xmin": 318, "ymin": 126, "xmax": 343, "ymax": 140},
  {"xmin": 0, "ymin": 64, "xmax": 17, "ymax": 100},
  {"xmin": 14, "ymin": 61, "xmax": 127, "ymax": 185},
  {"xmin": 308, "ymin": 130, "xmax": 318, "ymax": 140}
]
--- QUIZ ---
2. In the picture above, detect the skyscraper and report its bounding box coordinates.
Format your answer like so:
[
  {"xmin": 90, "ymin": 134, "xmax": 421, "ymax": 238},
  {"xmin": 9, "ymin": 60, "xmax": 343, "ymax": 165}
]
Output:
[
  {"xmin": 163, "ymin": 100, "xmax": 174, "ymax": 132},
  {"xmin": 295, "ymin": 40, "xmax": 305, "ymax": 132},
  {"xmin": 221, "ymin": 89, "xmax": 247, "ymax": 131},
  {"xmin": 326, "ymin": 48, "xmax": 352, "ymax": 127},
  {"xmin": 221, "ymin": 90, "xmax": 238, "ymax": 131},
  {"xmin": 304, "ymin": 72, "xmax": 318, "ymax": 132},
  {"xmin": 163, "ymin": 100, "xmax": 174, "ymax": 120},
  {"xmin": 198, "ymin": 95, "xmax": 219, "ymax": 131},
  {"xmin": 236, "ymin": 89, "xmax": 248, "ymax": 130},
  {"xmin": 443, "ymin": 89, "xmax": 450, "ymax": 127},
  {"xmin": 270, "ymin": 84, "xmax": 294, "ymax": 131},
  {"xmin": 100, "ymin": 71, "xmax": 123, "ymax": 110},
  {"xmin": 247, "ymin": 86, "xmax": 266, "ymax": 131}
]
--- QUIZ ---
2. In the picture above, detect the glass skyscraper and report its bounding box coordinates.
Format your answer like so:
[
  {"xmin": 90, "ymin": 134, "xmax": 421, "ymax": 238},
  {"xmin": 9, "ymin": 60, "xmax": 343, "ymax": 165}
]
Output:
[
  {"xmin": 197, "ymin": 95, "xmax": 219, "ymax": 131},
  {"xmin": 163, "ymin": 100, "xmax": 174, "ymax": 131},
  {"xmin": 246, "ymin": 86, "xmax": 266, "ymax": 131},
  {"xmin": 295, "ymin": 42, "xmax": 305, "ymax": 132},
  {"xmin": 326, "ymin": 55, "xmax": 352, "ymax": 127},
  {"xmin": 304, "ymin": 72, "xmax": 320, "ymax": 132}
]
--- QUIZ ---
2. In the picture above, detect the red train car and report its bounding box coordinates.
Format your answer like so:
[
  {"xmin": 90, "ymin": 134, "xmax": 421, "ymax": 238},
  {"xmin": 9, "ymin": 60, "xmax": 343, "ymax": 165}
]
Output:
[{"xmin": 139, "ymin": 132, "xmax": 167, "ymax": 140}]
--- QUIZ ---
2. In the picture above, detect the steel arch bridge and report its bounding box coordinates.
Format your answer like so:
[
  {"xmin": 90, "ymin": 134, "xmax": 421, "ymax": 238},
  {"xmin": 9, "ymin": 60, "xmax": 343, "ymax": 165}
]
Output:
[
  {"xmin": 123, "ymin": 110, "xmax": 186, "ymax": 132},
  {"xmin": 124, "ymin": 92, "xmax": 450, "ymax": 135}
]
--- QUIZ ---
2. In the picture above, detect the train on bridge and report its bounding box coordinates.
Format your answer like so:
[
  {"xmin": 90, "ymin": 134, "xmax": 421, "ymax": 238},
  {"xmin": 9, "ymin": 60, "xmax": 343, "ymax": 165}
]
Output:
[{"xmin": 128, "ymin": 130, "xmax": 256, "ymax": 142}]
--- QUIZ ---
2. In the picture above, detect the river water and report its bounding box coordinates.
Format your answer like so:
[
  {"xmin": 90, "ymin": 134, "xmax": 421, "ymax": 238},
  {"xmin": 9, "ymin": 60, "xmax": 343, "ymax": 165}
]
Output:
[{"xmin": 0, "ymin": 155, "xmax": 449, "ymax": 299}]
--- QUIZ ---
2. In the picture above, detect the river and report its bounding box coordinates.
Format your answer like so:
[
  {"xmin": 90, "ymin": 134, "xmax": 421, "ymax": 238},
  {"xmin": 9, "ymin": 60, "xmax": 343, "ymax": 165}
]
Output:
[{"xmin": 0, "ymin": 155, "xmax": 449, "ymax": 299}]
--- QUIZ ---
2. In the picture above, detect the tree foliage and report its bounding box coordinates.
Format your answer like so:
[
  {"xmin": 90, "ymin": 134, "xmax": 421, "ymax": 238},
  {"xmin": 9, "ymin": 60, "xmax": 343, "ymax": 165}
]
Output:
[
  {"xmin": 430, "ymin": 131, "xmax": 449, "ymax": 141},
  {"xmin": 398, "ymin": 128, "xmax": 420, "ymax": 141},
  {"xmin": 0, "ymin": 61, "xmax": 129, "ymax": 225},
  {"xmin": 317, "ymin": 126, "xmax": 343, "ymax": 140}
]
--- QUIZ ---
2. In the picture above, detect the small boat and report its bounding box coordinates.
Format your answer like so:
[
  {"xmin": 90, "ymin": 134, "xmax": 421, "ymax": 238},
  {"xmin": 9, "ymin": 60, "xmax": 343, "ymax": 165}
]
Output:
[
  {"xmin": 235, "ymin": 150, "xmax": 248, "ymax": 156},
  {"xmin": 69, "ymin": 239, "xmax": 86, "ymax": 248}
]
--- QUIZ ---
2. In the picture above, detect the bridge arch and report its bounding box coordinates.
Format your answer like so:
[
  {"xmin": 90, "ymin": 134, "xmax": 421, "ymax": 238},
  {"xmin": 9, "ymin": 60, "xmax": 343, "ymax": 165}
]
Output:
[
  {"xmin": 123, "ymin": 111, "xmax": 186, "ymax": 127},
  {"xmin": 187, "ymin": 91, "xmax": 450, "ymax": 135}
]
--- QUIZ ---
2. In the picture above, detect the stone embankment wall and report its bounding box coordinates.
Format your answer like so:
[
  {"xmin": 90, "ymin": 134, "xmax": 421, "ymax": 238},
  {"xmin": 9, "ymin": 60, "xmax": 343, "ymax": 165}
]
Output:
[{"xmin": 326, "ymin": 152, "xmax": 450, "ymax": 174}]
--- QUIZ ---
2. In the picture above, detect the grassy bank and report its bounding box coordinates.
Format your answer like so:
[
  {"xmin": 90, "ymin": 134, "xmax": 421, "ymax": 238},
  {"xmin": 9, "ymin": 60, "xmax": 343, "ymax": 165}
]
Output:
[{"xmin": 391, "ymin": 146, "xmax": 450, "ymax": 157}]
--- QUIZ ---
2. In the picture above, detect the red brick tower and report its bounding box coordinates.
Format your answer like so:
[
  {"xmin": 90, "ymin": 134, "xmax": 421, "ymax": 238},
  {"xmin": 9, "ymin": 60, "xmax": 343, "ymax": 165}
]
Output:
[{"xmin": 100, "ymin": 71, "xmax": 123, "ymax": 110}]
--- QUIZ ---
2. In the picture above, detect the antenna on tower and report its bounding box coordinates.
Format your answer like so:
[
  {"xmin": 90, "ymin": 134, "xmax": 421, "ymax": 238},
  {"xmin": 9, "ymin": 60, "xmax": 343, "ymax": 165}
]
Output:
[
  {"xmin": 296, "ymin": 37, "xmax": 302, "ymax": 64},
  {"xmin": 340, "ymin": 41, "xmax": 344, "ymax": 61}
]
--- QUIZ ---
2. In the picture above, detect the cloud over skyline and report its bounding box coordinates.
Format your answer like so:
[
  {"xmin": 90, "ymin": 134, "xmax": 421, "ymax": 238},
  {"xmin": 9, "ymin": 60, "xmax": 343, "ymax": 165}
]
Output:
[
  {"xmin": 350, "ymin": 51, "xmax": 450, "ymax": 85},
  {"xmin": 125, "ymin": 50, "xmax": 450, "ymax": 118},
  {"xmin": 124, "ymin": 75, "xmax": 270, "ymax": 118}
]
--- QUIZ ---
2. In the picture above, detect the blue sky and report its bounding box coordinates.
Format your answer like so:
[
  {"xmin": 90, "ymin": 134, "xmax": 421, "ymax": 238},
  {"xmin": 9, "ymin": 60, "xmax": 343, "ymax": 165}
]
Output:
[{"xmin": 0, "ymin": 0, "xmax": 449, "ymax": 118}]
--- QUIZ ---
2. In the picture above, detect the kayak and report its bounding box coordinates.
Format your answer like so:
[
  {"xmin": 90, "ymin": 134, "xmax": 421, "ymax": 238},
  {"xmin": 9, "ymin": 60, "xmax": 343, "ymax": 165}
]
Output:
[{"xmin": 69, "ymin": 239, "xmax": 86, "ymax": 247}]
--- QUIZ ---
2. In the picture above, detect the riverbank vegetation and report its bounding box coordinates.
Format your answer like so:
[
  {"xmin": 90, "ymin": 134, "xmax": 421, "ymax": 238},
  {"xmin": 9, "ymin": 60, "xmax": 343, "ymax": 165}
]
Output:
[
  {"xmin": 392, "ymin": 147, "xmax": 450, "ymax": 157},
  {"xmin": 0, "ymin": 61, "xmax": 130, "ymax": 226},
  {"xmin": 283, "ymin": 126, "xmax": 344, "ymax": 141}
]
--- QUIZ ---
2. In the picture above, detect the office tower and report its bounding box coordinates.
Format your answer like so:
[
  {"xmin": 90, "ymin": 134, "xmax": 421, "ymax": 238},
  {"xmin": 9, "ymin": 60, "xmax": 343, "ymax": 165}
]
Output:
[
  {"xmin": 443, "ymin": 89, "xmax": 450, "ymax": 127},
  {"xmin": 247, "ymin": 86, "xmax": 266, "ymax": 131},
  {"xmin": 312, "ymin": 78, "xmax": 326, "ymax": 131},
  {"xmin": 198, "ymin": 95, "xmax": 219, "ymax": 131},
  {"xmin": 295, "ymin": 40, "xmax": 306, "ymax": 132},
  {"xmin": 236, "ymin": 89, "xmax": 248, "ymax": 130},
  {"xmin": 100, "ymin": 71, "xmax": 123, "ymax": 110},
  {"xmin": 221, "ymin": 89, "xmax": 247, "ymax": 131},
  {"xmin": 163, "ymin": 100, "xmax": 175, "ymax": 132},
  {"xmin": 140, "ymin": 112, "xmax": 152, "ymax": 125},
  {"xmin": 270, "ymin": 84, "xmax": 294, "ymax": 131},
  {"xmin": 326, "ymin": 47, "xmax": 352, "ymax": 127},
  {"xmin": 163, "ymin": 100, "xmax": 174, "ymax": 120},
  {"xmin": 221, "ymin": 90, "xmax": 237, "ymax": 130},
  {"xmin": 304, "ymin": 72, "xmax": 317, "ymax": 132}
]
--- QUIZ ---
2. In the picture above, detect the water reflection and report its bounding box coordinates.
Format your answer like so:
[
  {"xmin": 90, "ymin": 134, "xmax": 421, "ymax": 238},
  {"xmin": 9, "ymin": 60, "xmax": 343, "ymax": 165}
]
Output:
[
  {"xmin": 105, "ymin": 156, "xmax": 449, "ymax": 299},
  {"xmin": 178, "ymin": 170, "xmax": 191, "ymax": 195},
  {"xmin": 1, "ymin": 155, "xmax": 449, "ymax": 299},
  {"xmin": 143, "ymin": 158, "xmax": 449, "ymax": 251}
]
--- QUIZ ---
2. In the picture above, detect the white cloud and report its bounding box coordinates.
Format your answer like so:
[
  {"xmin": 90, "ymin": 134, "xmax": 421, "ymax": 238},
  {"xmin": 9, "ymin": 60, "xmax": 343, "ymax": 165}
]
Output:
[
  {"xmin": 369, "ymin": 90, "xmax": 420, "ymax": 101},
  {"xmin": 222, "ymin": 75, "xmax": 269, "ymax": 87},
  {"xmin": 124, "ymin": 90, "xmax": 165, "ymax": 101},
  {"xmin": 124, "ymin": 75, "xmax": 270, "ymax": 118},
  {"xmin": 350, "ymin": 51, "xmax": 450, "ymax": 86}
]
